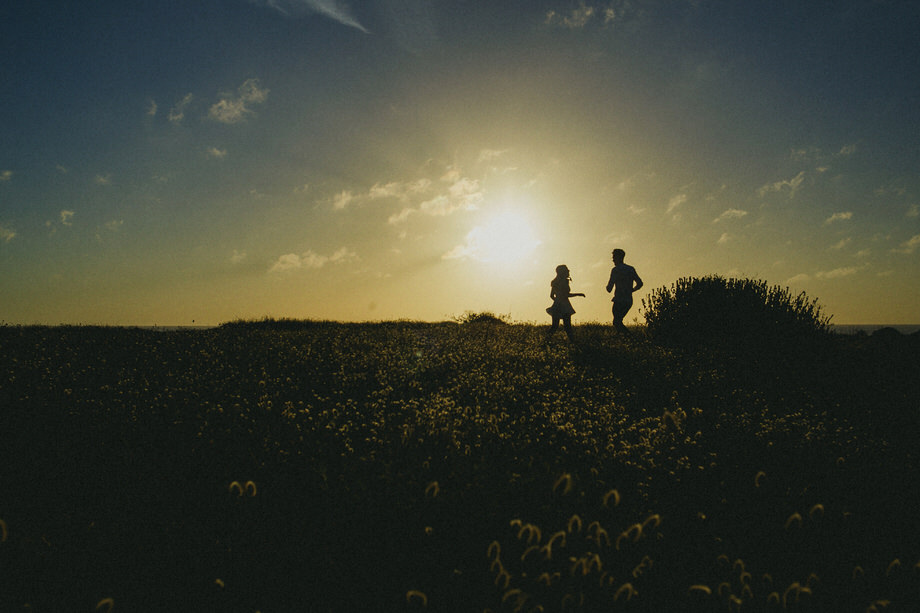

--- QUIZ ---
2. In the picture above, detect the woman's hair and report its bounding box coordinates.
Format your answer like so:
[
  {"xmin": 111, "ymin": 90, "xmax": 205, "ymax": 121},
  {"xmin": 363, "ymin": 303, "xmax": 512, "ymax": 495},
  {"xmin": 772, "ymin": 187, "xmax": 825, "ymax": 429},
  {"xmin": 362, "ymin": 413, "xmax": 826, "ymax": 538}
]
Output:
[{"xmin": 555, "ymin": 264, "xmax": 569, "ymax": 277}]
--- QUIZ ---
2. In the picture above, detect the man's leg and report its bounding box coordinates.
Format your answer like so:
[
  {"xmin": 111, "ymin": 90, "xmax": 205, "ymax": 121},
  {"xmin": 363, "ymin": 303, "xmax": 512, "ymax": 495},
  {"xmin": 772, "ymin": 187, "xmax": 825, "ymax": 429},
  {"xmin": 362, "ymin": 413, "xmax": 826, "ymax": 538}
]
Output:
[{"xmin": 612, "ymin": 300, "xmax": 632, "ymax": 334}]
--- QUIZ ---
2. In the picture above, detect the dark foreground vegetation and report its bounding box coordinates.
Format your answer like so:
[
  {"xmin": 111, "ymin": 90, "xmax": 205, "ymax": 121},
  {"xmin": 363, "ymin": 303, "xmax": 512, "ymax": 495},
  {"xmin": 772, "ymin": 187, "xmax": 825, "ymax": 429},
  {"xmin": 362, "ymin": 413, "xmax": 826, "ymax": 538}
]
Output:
[{"xmin": 2, "ymin": 315, "xmax": 919, "ymax": 611}]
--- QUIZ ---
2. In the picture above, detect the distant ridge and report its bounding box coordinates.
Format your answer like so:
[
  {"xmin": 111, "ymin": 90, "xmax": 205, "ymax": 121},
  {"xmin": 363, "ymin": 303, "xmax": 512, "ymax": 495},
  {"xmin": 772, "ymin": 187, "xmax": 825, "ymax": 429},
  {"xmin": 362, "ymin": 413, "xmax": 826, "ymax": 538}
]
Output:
[{"xmin": 832, "ymin": 324, "xmax": 920, "ymax": 335}]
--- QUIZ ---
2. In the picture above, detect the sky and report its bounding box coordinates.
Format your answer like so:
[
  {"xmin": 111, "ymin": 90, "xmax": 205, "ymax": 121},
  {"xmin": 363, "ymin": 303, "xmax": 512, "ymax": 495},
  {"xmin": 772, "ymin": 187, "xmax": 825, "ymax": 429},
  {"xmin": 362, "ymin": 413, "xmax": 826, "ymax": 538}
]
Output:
[{"xmin": 2, "ymin": 0, "xmax": 919, "ymax": 326}]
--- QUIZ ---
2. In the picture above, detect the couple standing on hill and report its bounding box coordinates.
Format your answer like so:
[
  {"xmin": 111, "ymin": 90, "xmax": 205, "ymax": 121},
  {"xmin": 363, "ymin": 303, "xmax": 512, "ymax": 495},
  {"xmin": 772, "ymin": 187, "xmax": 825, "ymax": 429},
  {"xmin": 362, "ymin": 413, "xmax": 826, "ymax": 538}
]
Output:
[{"xmin": 547, "ymin": 249, "xmax": 643, "ymax": 339}]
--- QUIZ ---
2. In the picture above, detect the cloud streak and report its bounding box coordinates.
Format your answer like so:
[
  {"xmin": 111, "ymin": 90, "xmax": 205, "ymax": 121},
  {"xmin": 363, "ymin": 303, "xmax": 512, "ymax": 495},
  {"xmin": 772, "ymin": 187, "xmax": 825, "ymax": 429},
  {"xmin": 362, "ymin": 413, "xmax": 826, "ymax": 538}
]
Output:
[
  {"xmin": 269, "ymin": 246, "xmax": 358, "ymax": 272},
  {"xmin": 209, "ymin": 79, "xmax": 269, "ymax": 124},
  {"xmin": 249, "ymin": 0, "xmax": 368, "ymax": 32},
  {"xmin": 0, "ymin": 224, "xmax": 15, "ymax": 243}
]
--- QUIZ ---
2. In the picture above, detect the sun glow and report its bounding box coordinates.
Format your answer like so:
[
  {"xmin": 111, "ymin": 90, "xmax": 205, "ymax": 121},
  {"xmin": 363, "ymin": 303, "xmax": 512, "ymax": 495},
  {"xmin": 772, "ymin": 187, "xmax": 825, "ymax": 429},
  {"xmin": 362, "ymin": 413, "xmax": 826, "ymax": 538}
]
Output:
[{"xmin": 462, "ymin": 211, "xmax": 542, "ymax": 266}]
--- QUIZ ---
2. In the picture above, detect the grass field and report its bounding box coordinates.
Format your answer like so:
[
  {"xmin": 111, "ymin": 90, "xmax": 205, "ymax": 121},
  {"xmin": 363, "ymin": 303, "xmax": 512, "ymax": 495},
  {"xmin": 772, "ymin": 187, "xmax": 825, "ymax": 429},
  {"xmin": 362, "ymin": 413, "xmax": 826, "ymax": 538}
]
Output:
[{"xmin": 1, "ymin": 321, "xmax": 919, "ymax": 611}]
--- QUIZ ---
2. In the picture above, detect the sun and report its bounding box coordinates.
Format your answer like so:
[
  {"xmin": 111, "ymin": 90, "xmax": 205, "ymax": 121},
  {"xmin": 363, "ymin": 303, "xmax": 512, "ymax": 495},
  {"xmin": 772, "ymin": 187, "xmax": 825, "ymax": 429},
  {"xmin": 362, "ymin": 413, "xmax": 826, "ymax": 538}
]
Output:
[{"xmin": 465, "ymin": 211, "xmax": 542, "ymax": 265}]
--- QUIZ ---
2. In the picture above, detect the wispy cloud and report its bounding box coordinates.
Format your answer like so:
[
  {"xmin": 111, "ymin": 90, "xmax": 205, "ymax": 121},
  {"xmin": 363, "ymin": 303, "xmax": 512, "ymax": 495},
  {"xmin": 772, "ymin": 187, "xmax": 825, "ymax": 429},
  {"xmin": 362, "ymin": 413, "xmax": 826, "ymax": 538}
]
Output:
[
  {"xmin": 269, "ymin": 246, "xmax": 358, "ymax": 272},
  {"xmin": 837, "ymin": 143, "xmax": 857, "ymax": 157},
  {"xmin": 815, "ymin": 266, "xmax": 861, "ymax": 279},
  {"xmin": 545, "ymin": 3, "xmax": 595, "ymax": 28},
  {"xmin": 0, "ymin": 170, "xmax": 12, "ymax": 182},
  {"xmin": 230, "ymin": 249, "xmax": 247, "ymax": 264},
  {"xmin": 146, "ymin": 99, "xmax": 158, "ymax": 117},
  {"xmin": 666, "ymin": 193, "xmax": 687, "ymax": 214},
  {"xmin": 717, "ymin": 232, "xmax": 732, "ymax": 244},
  {"xmin": 545, "ymin": 2, "xmax": 621, "ymax": 28},
  {"xmin": 713, "ymin": 208, "xmax": 748, "ymax": 223},
  {"xmin": 60, "ymin": 210, "xmax": 75, "ymax": 226},
  {"xmin": 758, "ymin": 171, "xmax": 806, "ymax": 198},
  {"xmin": 0, "ymin": 224, "xmax": 15, "ymax": 243},
  {"xmin": 892, "ymin": 234, "xmax": 920, "ymax": 255},
  {"xmin": 332, "ymin": 190, "xmax": 356, "ymax": 211},
  {"xmin": 829, "ymin": 237, "xmax": 851, "ymax": 250},
  {"xmin": 824, "ymin": 211, "xmax": 852, "ymax": 224},
  {"xmin": 207, "ymin": 147, "xmax": 228, "ymax": 159},
  {"xmin": 247, "ymin": 0, "xmax": 368, "ymax": 33},
  {"xmin": 208, "ymin": 79, "xmax": 269, "ymax": 124},
  {"xmin": 169, "ymin": 93, "xmax": 194, "ymax": 124},
  {"xmin": 104, "ymin": 220, "xmax": 124, "ymax": 232},
  {"xmin": 907, "ymin": 204, "xmax": 919, "ymax": 218},
  {"xmin": 94, "ymin": 174, "xmax": 112, "ymax": 186}
]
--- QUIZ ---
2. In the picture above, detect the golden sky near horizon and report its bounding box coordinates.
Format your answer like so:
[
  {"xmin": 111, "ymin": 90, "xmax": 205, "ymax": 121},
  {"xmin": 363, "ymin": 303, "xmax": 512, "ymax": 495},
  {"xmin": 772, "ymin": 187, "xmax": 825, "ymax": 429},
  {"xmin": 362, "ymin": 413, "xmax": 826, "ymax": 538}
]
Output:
[{"xmin": 2, "ymin": 1, "xmax": 919, "ymax": 325}]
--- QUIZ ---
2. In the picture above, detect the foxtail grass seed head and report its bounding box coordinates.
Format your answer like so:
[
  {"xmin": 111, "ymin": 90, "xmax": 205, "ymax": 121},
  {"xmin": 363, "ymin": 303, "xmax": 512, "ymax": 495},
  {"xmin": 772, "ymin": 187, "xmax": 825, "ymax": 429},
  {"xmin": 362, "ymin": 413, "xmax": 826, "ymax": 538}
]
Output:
[
  {"xmin": 809, "ymin": 503, "xmax": 824, "ymax": 519},
  {"xmin": 886, "ymin": 559, "xmax": 901, "ymax": 576},
  {"xmin": 642, "ymin": 514, "xmax": 661, "ymax": 531},
  {"xmin": 688, "ymin": 584, "xmax": 712, "ymax": 596},
  {"xmin": 406, "ymin": 590, "xmax": 428, "ymax": 607},
  {"xmin": 95, "ymin": 598, "xmax": 114, "ymax": 612},
  {"xmin": 487, "ymin": 540, "xmax": 501, "ymax": 560},
  {"xmin": 521, "ymin": 545, "xmax": 540, "ymax": 562},
  {"xmin": 614, "ymin": 582, "xmax": 637, "ymax": 602},
  {"xmin": 784, "ymin": 512, "xmax": 803, "ymax": 530},
  {"xmin": 602, "ymin": 489, "xmax": 621, "ymax": 508},
  {"xmin": 518, "ymin": 523, "xmax": 542, "ymax": 544},
  {"xmin": 215, "ymin": 579, "xmax": 225, "ymax": 588},
  {"xmin": 567, "ymin": 514, "xmax": 582, "ymax": 534},
  {"xmin": 754, "ymin": 471, "xmax": 766, "ymax": 488},
  {"xmin": 553, "ymin": 473, "xmax": 573, "ymax": 496},
  {"xmin": 425, "ymin": 481, "xmax": 439, "ymax": 498},
  {"xmin": 229, "ymin": 481, "xmax": 243, "ymax": 496},
  {"xmin": 245, "ymin": 480, "xmax": 257, "ymax": 497}
]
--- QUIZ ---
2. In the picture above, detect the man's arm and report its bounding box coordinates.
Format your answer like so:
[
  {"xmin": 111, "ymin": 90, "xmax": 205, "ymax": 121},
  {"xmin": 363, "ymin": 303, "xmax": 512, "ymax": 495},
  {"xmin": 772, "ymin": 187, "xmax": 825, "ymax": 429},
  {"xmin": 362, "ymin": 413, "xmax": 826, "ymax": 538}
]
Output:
[
  {"xmin": 606, "ymin": 269, "xmax": 615, "ymax": 293},
  {"xmin": 632, "ymin": 272, "xmax": 643, "ymax": 293}
]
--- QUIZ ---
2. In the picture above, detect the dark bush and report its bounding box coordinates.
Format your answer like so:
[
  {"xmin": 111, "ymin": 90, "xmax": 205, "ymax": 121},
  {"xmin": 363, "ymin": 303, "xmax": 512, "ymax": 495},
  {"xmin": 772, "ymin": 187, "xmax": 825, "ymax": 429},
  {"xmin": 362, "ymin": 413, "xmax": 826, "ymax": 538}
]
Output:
[
  {"xmin": 452, "ymin": 310, "xmax": 511, "ymax": 325},
  {"xmin": 642, "ymin": 276, "xmax": 832, "ymax": 349}
]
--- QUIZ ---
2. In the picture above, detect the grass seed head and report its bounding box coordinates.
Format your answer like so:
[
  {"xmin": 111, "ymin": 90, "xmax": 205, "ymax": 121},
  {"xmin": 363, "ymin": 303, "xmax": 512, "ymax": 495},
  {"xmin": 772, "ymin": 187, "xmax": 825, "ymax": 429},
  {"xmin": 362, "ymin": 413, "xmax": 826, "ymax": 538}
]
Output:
[{"xmin": 406, "ymin": 590, "xmax": 428, "ymax": 607}]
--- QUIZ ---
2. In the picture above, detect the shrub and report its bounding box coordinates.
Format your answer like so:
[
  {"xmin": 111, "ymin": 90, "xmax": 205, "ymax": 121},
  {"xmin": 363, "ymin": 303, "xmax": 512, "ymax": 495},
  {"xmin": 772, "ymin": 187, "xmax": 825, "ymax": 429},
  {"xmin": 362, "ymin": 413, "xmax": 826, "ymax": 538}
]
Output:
[
  {"xmin": 452, "ymin": 310, "xmax": 512, "ymax": 325},
  {"xmin": 641, "ymin": 276, "xmax": 832, "ymax": 349}
]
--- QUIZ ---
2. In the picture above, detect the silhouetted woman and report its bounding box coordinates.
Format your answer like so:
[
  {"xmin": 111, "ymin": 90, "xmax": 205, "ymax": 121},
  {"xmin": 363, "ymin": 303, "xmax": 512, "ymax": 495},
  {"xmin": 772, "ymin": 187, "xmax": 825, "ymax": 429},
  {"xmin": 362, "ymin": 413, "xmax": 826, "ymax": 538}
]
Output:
[{"xmin": 547, "ymin": 264, "xmax": 585, "ymax": 339}]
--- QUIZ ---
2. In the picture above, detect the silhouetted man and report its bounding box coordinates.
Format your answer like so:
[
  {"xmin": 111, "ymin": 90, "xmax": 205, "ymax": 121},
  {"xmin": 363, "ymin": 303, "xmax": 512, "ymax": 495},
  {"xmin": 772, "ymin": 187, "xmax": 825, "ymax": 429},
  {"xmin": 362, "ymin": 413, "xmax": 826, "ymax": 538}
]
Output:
[{"xmin": 605, "ymin": 248, "xmax": 643, "ymax": 334}]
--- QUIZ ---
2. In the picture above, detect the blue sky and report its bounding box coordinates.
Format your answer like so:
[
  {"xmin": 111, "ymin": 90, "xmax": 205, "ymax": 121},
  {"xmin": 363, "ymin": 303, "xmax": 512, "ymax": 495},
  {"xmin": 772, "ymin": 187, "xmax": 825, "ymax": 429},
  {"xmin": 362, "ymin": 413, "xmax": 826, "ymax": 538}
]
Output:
[{"xmin": 1, "ymin": 0, "xmax": 919, "ymax": 325}]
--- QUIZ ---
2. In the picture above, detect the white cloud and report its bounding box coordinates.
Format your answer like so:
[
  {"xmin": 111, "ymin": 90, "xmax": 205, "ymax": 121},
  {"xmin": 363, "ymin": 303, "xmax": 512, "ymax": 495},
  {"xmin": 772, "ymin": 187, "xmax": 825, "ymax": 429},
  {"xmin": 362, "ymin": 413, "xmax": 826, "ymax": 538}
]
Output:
[
  {"xmin": 249, "ymin": 0, "xmax": 368, "ymax": 32},
  {"xmin": 60, "ymin": 210, "xmax": 75, "ymax": 226},
  {"xmin": 0, "ymin": 224, "xmax": 15, "ymax": 242},
  {"xmin": 104, "ymin": 220, "xmax": 124, "ymax": 232},
  {"xmin": 666, "ymin": 193, "xmax": 687, "ymax": 214},
  {"xmin": 0, "ymin": 170, "xmax": 12, "ymax": 182},
  {"xmin": 824, "ymin": 211, "xmax": 852, "ymax": 224},
  {"xmin": 146, "ymin": 100, "xmax": 158, "ymax": 117},
  {"xmin": 907, "ymin": 204, "xmax": 919, "ymax": 218},
  {"xmin": 545, "ymin": 3, "xmax": 596, "ymax": 28},
  {"xmin": 786, "ymin": 273, "xmax": 811, "ymax": 284},
  {"xmin": 892, "ymin": 234, "xmax": 920, "ymax": 255},
  {"xmin": 713, "ymin": 208, "xmax": 748, "ymax": 223},
  {"xmin": 332, "ymin": 190, "xmax": 355, "ymax": 211},
  {"xmin": 208, "ymin": 79, "xmax": 269, "ymax": 124},
  {"xmin": 758, "ymin": 171, "xmax": 806, "ymax": 198},
  {"xmin": 268, "ymin": 247, "xmax": 358, "ymax": 272},
  {"xmin": 94, "ymin": 174, "xmax": 112, "ymax": 186},
  {"xmin": 816, "ymin": 267, "xmax": 860, "ymax": 279},
  {"xmin": 388, "ymin": 208, "xmax": 414, "ymax": 225},
  {"xmin": 837, "ymin": 144, "xmax": 857, "ymax": 156},
  {"xmin": 829, "ymin": 237, "xmax": 851, "ymax": 250},
  {"xmin": 207, "ymin": 147, "xmax": 228, "ymax": 159},
  {"xmin": 230, "ymin": 249, "xmax": 247, "ymax": 264},
  {"xmin": 717, "ymin": 232, "xmax": 732, "ymax": 244},
  {"xmin": 169, "ymin": 93, "xmax": 194, "ymax": 124}
]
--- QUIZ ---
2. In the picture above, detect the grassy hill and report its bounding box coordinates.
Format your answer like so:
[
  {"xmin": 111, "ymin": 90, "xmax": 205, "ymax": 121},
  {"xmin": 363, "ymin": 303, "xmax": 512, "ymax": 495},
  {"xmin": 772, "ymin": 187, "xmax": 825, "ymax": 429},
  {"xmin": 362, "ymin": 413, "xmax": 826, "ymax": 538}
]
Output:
[{"xmin": 1, "ymin": 322, "xmax": 918, "ymax": 611}]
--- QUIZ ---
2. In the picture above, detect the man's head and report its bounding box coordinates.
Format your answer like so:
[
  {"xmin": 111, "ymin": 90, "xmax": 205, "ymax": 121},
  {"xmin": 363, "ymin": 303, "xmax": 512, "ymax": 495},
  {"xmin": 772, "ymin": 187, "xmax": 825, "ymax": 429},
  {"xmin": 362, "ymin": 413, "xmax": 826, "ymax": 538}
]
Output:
[{"xmin": 612, "ymin": 248, "xmax": 625, "ymax": 263}]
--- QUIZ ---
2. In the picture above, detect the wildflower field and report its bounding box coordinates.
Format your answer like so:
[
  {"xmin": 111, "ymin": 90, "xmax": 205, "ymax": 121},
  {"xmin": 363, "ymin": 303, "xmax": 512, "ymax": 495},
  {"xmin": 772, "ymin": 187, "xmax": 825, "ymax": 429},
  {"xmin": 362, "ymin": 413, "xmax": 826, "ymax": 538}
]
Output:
[{"xmin": 1, "ymin": 321, "xmax": 918, "ymax": 611}]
